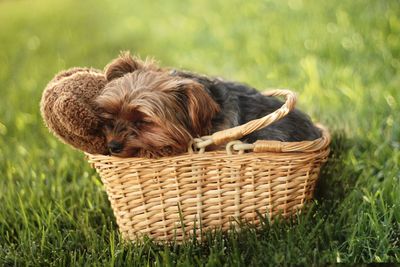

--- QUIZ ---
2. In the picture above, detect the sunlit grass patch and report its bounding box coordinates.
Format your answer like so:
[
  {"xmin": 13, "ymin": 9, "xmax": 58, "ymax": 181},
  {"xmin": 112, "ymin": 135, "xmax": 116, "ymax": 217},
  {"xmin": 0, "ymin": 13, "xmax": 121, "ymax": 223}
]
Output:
[{"xmin": 0, "ymin": 0, "xmax": 399, "ymax": 265}]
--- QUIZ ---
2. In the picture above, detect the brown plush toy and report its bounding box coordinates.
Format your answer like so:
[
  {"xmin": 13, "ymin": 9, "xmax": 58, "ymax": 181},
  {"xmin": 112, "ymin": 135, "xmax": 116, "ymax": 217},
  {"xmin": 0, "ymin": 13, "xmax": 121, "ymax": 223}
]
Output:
[{"xmin": 40, "ymin": 67, "xmax": 108, "ymax": 154}]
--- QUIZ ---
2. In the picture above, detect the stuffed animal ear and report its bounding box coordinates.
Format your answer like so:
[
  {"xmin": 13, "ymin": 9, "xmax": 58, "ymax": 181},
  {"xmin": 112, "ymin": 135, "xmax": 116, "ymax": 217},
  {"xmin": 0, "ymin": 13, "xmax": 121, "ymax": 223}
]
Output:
[
  {"xmin": 53, "ymin": 92, "xmax": 102, "ymax": 137},
  {"xmin": 105, "ymin": 51, "xmax": 159, "ymax": 81},
  {"xmin": 40, "ymin": 68, "xmax": 109, "ymax": 155},
  {"xmin": 183, "ymin": 82, "xmax": 220, "ymax": 137}
]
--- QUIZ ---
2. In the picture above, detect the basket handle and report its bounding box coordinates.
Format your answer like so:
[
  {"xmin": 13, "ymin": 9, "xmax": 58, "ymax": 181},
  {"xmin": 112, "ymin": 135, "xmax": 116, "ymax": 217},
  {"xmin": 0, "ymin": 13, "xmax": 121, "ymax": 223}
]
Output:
[
  {"xmin": 192, "ymin": 89, "xmax": 297, "ymax": 151},
  {"xmin": 223, "ymin": 124, "xmax": 331, "ymax": 154}
]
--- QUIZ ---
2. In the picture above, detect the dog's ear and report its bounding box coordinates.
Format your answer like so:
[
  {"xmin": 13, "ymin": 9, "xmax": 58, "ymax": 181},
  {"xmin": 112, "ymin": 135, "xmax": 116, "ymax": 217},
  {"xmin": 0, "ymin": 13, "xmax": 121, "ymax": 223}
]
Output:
[
  {"xmin": 183, "ymin": 82, "xmax": 220, "ymax": 136},
  {"xmin": 105, "ymin": 51, "xmax": 149, "ymax": 81}
]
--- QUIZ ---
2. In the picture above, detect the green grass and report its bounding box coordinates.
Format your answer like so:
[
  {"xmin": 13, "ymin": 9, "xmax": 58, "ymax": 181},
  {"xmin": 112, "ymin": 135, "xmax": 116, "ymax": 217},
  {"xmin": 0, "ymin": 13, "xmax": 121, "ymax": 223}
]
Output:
[{"xmin": 0, "ymin": 0, "xmax": 399, "ymax": 265}]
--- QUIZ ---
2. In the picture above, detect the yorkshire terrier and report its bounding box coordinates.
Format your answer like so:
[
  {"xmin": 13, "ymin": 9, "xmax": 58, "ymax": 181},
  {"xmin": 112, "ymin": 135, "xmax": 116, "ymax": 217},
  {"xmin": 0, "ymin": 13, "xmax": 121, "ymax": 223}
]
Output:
[{"xmin": 95, "ymin": 52, "xmax": 321, "ymax": 158}]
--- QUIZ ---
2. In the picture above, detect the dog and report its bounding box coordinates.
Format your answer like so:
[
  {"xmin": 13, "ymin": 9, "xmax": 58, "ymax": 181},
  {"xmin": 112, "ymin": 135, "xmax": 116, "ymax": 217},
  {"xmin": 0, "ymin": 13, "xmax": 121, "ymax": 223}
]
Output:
[{"xmin": 95, "ymin": 52, "xmax": 321, "ymax": 158}]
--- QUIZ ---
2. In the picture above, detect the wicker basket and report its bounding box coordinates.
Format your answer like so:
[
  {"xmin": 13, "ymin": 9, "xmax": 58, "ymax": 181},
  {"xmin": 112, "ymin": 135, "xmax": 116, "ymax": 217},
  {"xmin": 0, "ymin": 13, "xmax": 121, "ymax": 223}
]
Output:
[{"xmin": 86, "ymin": 89, "xmax": 330, "ymax": 242}]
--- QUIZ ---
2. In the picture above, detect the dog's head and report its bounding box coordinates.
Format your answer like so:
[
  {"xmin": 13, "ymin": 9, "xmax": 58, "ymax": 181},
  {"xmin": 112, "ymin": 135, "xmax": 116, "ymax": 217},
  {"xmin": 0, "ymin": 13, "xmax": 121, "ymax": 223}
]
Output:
[{"xmin": 95, "ymin": 52, "xmax": 219, "ymax": 158}]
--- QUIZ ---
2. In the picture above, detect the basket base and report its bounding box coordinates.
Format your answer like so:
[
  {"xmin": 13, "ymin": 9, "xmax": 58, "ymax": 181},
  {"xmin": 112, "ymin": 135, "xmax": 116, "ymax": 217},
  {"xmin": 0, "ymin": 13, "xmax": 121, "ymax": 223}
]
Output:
[{"xmin": 87, "ymin": 149, "xmax": 328, "ymax": 242}]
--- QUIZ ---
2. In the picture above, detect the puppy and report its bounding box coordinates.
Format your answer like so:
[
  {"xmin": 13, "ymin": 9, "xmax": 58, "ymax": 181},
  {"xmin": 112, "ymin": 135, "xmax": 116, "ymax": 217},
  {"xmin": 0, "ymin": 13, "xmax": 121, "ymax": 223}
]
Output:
[{"xmin": 96, "ymin": 52, "xmax": 321, "ymax": 158}]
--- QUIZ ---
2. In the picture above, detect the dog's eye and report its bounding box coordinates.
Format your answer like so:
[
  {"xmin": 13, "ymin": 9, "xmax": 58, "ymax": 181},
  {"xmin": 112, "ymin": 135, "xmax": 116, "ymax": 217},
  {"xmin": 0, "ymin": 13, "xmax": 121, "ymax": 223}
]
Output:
[
  {"xmin": 134, "ymin": 120, "xmax": 145, "ymax": 127},
  {"xmin": 133, "ymin": 119, "xmax": 151, "ymax": 127}
]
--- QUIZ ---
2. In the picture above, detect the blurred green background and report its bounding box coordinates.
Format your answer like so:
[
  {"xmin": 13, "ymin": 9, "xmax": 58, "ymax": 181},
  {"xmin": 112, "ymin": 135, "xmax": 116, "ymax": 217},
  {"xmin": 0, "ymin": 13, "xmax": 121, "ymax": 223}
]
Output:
[{"xmin": 0, "ymin": 0, "xmax": 399, "ymax": 265}]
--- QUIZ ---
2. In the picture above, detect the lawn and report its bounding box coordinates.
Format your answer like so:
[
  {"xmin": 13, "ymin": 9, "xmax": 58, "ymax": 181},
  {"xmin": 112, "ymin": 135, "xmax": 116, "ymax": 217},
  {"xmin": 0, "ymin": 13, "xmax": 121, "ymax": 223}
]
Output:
[{"xmin": 0, "ymin": 0, "xmax": 399, "ymax": 265}]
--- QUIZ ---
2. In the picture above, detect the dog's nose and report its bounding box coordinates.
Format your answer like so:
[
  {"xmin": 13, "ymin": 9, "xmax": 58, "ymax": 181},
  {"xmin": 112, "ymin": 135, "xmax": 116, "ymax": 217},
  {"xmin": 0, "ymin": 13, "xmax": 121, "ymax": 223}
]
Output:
[{"xmin": 108, "ymin": 141, "xmax": 123, "ymax": 153}]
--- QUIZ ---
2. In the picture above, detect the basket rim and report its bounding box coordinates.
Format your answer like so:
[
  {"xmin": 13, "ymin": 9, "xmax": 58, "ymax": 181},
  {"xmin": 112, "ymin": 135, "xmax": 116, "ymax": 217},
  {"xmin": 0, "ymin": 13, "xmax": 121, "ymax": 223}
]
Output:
[
  {"xmin": 248, "ymin": 123, "xmax": 330, "ymax": 153},
  {"xmin": 85, "ymin": 123, "xmax": 330, "ymax": 161}
]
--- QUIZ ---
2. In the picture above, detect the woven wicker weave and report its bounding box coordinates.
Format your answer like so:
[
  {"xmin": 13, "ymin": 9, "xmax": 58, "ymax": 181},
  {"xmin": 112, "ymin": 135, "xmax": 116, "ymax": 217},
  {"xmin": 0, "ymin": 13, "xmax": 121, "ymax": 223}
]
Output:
[{"xmin": 86, "ymin": 89, "xmax": 331, "ymax": 242}]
